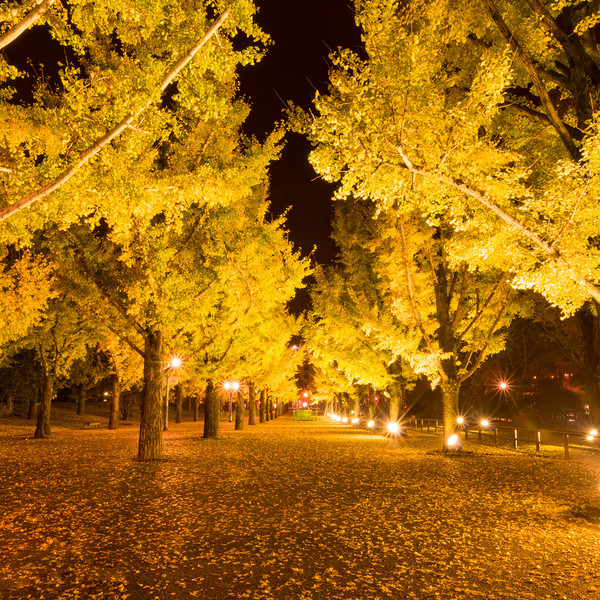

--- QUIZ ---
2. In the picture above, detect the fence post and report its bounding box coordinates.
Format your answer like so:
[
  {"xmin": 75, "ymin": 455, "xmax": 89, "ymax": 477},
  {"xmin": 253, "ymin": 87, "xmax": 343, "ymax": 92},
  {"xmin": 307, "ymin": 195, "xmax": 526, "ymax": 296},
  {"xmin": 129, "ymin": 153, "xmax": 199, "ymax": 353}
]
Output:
[
  {"xmin": 494, "ymin": 427, "xmax": 498, "ymax": 446},
  {"xmin": 513, "ymin": 428, "xmax": 518, "ymax": 450},
  {"xmin": 435, "ymin": 420, "xmax": 439, "ymax": 434},
  {"xmin": 564, "ymin": 433, "xmax": 569, "ymax": 459},
  {"xmin": 420, "ymin": 419, "xmax": 423, "ymax": 432},
  {"xmin": 536, "ymin": 431, "xmax": 541, "ymax": 453},
  {"xmin": 427, "ymin": 420, "xmax": 430, "ymax": 433},
  {"xmin": 464, "ymin": 427, "xmax": 468, "ymax": 440}
]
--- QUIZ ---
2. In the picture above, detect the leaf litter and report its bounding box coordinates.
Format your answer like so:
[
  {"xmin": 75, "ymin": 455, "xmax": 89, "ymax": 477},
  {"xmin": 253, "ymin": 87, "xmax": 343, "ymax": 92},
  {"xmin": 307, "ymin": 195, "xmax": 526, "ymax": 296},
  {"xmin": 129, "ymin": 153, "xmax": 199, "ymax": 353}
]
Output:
[{"xmin": 0, "ymin": 416, "xmax": 599, "ymax": 599}]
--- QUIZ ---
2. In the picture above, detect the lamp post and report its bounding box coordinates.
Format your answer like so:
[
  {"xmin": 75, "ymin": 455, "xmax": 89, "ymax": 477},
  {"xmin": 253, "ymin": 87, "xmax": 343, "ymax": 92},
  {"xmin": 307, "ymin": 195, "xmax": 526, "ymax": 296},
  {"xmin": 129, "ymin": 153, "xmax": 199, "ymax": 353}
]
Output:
[
  {"xmin": 223, "ymin": 379, "xmax": 240, "ymax": 422},
  {"xmin": 164, "ymin": 356, "xmax": 182, "ymax": 431}
]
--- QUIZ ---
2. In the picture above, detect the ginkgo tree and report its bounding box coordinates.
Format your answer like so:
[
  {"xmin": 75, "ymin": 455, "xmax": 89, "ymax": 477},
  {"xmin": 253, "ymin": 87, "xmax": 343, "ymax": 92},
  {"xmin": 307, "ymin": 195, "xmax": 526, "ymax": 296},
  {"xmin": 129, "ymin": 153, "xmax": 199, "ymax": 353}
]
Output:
[
  {"xmin": 308, "ymin": 193, "xmax": 518, "ymax": 440},
  {"xmin": 297, "ymin": 0, "xmax": 600, "ymax": 315}
]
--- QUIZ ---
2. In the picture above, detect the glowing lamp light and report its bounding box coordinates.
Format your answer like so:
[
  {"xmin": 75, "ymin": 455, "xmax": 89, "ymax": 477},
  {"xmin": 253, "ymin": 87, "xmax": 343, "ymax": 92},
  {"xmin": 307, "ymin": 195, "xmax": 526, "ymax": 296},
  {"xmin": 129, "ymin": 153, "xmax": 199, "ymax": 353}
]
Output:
[
  {"xmin": 342, "ymin": 416, "xmax": 348, "ymax": 423},
  {"xmin": 447, "ymin": 434, "xmax": 459, "ymax": 447},
  {"xmin": 587, "ymin": 435, "xmax": 595, "ymax": 442},
  {"xmin": 456, "ymin": 416, "xmax": 464, "ymax": 425},
  {"xmin": 231, "ymin": 381, "xmax": 240, "ymax": 391},
  {"xmin": 481, "ymin": 419, "xmax": 490, "ymax": 428},
  {"xmin": 170, "ymin": 357, "xmax": 182, "ymax": 369},
  {"xmin": 351, "ymin": 417, "xmax": 359, "ymax": 424},
  {"xmin": 499, "ymin": 381, "xmax": 507, "ymax": 390},
  {"xmin": 223, "ymin": 381, "xmax": 231, "ymax": 391},
  {"xmin": 367, "ymin": 420, "xmax": 375, "ymax": 428},
  {"xmin": 590, "ymin": 429, "xmax": 598, "ymax": 437},
  {"xmin": 387, "ymin": 422, "xmax": 400, "ymax": 434},
  {"xmin": 303, "ymin": 392, "xmax": 309, "ymax": 398},
  {"xmin": 303, "ymin": 402, "xmax": 308, "ymax": 408}
]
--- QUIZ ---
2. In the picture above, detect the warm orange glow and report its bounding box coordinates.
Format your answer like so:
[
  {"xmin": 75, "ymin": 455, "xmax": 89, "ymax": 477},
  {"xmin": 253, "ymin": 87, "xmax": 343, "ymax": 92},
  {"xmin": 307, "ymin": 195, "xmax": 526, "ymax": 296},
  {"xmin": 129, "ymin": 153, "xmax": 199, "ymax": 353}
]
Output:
[
  {"xmin": 387, "ymin": 422, "xmax": 399, "ymax": 434},
  {"xmin": 481, "ymin": 419, "xmax": 489, "ymax": 428}
]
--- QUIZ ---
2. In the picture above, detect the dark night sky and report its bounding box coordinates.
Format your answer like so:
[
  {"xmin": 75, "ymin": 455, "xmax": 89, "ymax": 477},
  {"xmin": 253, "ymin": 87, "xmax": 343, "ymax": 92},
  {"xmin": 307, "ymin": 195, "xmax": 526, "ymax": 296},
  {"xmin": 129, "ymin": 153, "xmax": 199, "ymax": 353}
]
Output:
[{"xmin": 237, "ymin": 1, "xmax": 364, "ymax": 312}]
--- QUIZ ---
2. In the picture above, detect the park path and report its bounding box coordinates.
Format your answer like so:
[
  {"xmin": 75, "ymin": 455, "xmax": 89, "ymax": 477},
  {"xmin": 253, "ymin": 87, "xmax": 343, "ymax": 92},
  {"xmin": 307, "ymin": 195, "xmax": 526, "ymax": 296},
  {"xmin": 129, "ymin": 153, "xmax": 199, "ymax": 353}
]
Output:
[{"xmin": 0, "ymin": 414, "xmax": 599, "ymax": 599}]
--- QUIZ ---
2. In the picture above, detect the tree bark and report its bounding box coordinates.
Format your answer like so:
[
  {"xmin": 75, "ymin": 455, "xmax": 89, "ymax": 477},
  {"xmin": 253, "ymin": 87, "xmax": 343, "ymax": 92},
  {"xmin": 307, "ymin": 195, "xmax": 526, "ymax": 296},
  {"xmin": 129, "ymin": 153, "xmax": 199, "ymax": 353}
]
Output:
[
  {"xmin": 194, "ymin": 394, "xmax": 199, "ymax": 422},
  {"xmin": 203, "ymin": 382, "xmax": 219, "ymax": 439},
  {"xmin": 259, "ymin": 389, "xmax": 266, "ymax": 423},
  {"xmin": 440, "ymin": 379, "xmax": 460, "ymax": 444},
  {"xmin": 77, "ymin": 384, "xmax": 87, "ymax": 416},
  {"xmin": 137, "ymin": 331, "xmax": 163, "ymax": 461},
  {"xmin": 175, "ymin": 383, "xmax": 183, "ymax": 424},
  {"xmin": 108, "ymin": 375, "xmax": 120, "ymax": 430},
  {"xmin": 248, "ymin": 383, "xmax": 256, "ymax": 425},
  {"xmin": 235, "ymin": 389, "xmax": 244, "ymax": 430},
  {"xmin": 34, "ymin": 371, "xmax": 54, "ymax": 438}
]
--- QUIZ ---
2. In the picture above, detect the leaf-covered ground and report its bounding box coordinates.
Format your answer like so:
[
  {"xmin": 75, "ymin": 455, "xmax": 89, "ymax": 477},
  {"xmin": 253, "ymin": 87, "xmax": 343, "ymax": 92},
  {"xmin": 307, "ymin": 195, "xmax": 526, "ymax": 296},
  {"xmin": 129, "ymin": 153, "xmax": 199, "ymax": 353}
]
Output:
[{"xmin": 1, "ymin": 412, "xmax": 599, "ymax": 599}]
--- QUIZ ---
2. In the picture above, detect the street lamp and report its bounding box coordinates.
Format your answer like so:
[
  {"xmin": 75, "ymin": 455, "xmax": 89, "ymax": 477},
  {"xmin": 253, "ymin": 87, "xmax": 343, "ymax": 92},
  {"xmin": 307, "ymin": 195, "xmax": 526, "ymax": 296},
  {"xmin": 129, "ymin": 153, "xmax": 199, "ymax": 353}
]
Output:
[
  {"xmin": 164, "ymin": 354, "xmax": 184, "ymax": 431},
  {"xmin": 223, "ymin": 379, "xmax": 240, "ymax": 422}
]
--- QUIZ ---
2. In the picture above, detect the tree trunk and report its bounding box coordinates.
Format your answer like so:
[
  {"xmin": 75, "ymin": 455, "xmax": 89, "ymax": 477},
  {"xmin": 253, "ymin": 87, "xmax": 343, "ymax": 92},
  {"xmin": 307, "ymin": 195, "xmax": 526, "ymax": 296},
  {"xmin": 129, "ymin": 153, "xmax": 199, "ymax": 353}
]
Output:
[
  {"xmin": 6, "ymin": 394, "xmax": 13, "ymax": 415},
  {"xmin": 194, "ymin": 395, "xmax": 199, "ymax": 422},
  {"xmin": 137, "ymin": 331, "xmax": 163, "ymax": 461},
  {"xmin": 577, "ymin": 308, "xmax": 600, "ymax": 423},
  {"xmin": 248, "ymin": 384, "xmax": 256, "ymax": 425},
  {"xmin": 269, "ymin": 397, "xmax": 275, "ymax": 420},
  {"xmin": 235, "ymin": 389, "xmax": 244, "ymax": 430},
  {"xmin": 175, "ymin": 383, "xmax": 183, "ymax": 424},
  {"xmin": 108, "ymin": 375, "xmax": 120, "ymax": 430},
  {"xmin": 389, "ymin": 395, "xmax": 401, "ymax": 423},
  {"xmin": 34, "ymin": 372, "xmax": 54, "ymax": 438},
  {"xmin": 77, "ymin": 384, "xmax": 87, "ymax": 416},
  {"xmin": 259, "ymin": 389, "xmax": 266, "ymax": 423},
  {"xmin": 203, "ymin": 382, "xmax": 219, "ymax": 439},
  {"xmin": 440, "ymin": 379, "xmax": 460, "ymax": 444}
]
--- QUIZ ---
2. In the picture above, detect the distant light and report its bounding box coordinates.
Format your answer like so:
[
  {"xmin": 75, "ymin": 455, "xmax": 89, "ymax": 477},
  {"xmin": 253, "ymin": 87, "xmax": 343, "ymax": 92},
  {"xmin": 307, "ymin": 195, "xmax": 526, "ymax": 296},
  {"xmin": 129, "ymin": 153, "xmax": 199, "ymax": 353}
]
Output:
[
  {"xmin": 104, "ymin": 391, "xmax": 109, "ymax": 396},
  {"xmin": 335, "ymin": 415, "xmax": 342, "ymax": 422},
  {"xmin": 499, "ymin": 381, "xmax": 507, "ymax": 390},
  {"xmin": 303, "ymin": 392, "xmax": 309, "ymax": 398},
  {"xmin": 481, "ymin": 419, "xmax": 489, "ymax": 428},
  {"xmin": 587, "ymin": 435, "xmax": 595, "ymax": 442},
  {"xmin": 456, "ymin": 416, "xmax": 464, "ymax": 425},
  {"xmin": 170, "ymin": 357, "xmax": 182, "ymax": 369},
  {"xmin": 367, "ymin": 420, "xmax": 375, "ymax": 428},
  {"xmin": 387, "ymin": 422, "xmax": 400, "ymax": 434},
  {"xmin": 273, "ymin": 403, "xmax": 277, "ymax": 409},
  {"xmin": 351, "ymin": 417, "xmax": 359, "ymax": 424},
  {"xmin": 447, "ymin": 434, "xmax": 459, "ymax": 447},
  {"xmin": 231, "ymin": 380, "xmax": 240, "ymax": 391},
  {"xmin": 590, "ymin": 429, "xmax": 598, "ymax": 437},
  {"xmin": 223, "ymin": 381, "xmax": 231, "ymax": 390},
  {"xmin": 302, "ymin": 402, "xmax": 308, "ymax": 408},
  {"xmin": 342, "ymin": 417, "xmax": 348, "ymax": 423}
]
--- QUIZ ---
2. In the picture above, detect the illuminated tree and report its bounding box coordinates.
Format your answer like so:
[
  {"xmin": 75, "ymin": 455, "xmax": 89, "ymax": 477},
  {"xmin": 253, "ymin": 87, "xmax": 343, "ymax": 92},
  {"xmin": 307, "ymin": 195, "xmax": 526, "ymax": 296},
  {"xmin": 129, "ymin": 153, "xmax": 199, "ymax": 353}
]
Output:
[{"xmin": 298, "ymin": 0, "xmax": 600, "ymax": 316}]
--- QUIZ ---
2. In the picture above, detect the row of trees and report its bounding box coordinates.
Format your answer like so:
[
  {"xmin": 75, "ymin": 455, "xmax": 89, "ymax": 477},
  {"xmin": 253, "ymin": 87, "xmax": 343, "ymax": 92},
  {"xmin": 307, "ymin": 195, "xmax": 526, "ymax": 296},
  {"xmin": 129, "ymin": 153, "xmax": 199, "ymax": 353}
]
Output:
[
  {"xmin": 0, "ymin": 1, "xmax": 308, "ymax": 458},
  {"xmin": 297, "ymin": 0, "xmax": 600, "ymax": 443}
]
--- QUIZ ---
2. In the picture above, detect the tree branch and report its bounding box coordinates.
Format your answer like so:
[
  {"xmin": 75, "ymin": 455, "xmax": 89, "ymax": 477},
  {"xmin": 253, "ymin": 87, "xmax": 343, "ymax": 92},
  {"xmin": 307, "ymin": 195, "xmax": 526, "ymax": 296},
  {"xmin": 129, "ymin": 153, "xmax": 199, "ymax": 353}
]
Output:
[
  {"xmin": 0, "ymin": 8, "xmax": 230, "ymax": 223},
  {"xmin": 0, "ymin": 0, "xmax": 54, "ymax": 51},
  {"xmin": 398, "ymin": 218, "xmax": 445, "ymax": 377},
  {"xmin": 503, "ymin": 102, "xmax": 582, "ymax": 140},
  {"xmin": 395, "ymin": 144, "xmax": 600, "ymax": 304},
  {"xmin": 481, "ymin": 0, "xmax": 581, "ymax": 161}
]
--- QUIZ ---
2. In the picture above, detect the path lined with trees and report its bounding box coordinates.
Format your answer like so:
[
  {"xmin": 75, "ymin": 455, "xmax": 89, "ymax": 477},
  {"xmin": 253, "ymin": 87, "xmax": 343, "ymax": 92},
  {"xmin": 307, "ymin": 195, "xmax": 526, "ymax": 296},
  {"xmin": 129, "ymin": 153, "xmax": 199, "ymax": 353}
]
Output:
[{"xmin": 0, "ymin": 415, "xmax": 598, "ymax": 599}]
